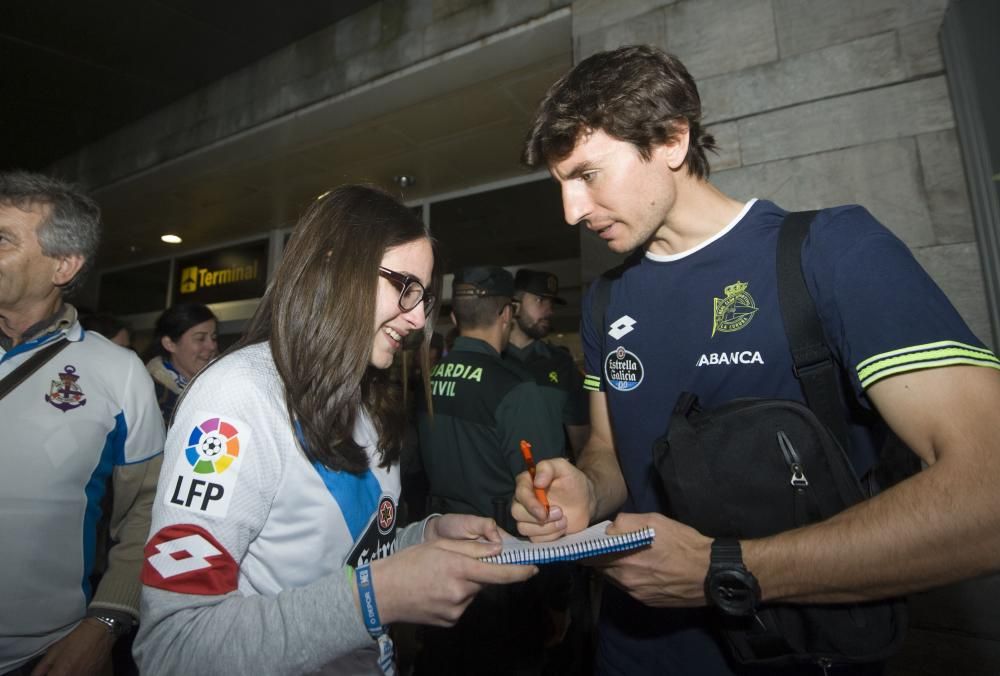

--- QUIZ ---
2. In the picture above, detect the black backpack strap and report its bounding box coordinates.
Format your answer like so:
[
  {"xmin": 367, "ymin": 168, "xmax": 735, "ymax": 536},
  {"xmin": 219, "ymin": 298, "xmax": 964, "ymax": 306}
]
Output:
[
  {"xmin": 0, "ymin": 338, "xmax": 70, "ymax": 402},
  {"xmin": 776, "ymin": 211, "xmax": 852, "ymax": 453}
]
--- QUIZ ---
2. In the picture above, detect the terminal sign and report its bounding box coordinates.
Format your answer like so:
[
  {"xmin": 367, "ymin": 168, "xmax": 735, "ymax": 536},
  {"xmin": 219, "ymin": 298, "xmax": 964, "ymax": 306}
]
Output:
[
  {"xmin": 179, "ymin": 260, "xmax": 259, "ymax": 294},
  {"xmin": 174, "ymin": 240, "xmax": 268, "ymax": 304}
]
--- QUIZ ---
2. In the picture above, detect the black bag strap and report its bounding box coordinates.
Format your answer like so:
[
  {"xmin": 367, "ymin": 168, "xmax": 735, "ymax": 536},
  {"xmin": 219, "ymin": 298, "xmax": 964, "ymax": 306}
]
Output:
[
  {"xmin": 776, "ymin": 211, "xmax": 852, "ymax": 453},
  {"xmin": 591, "ymin": 216, "xmax": 854, "ymax": 453},
  {"xmin": 0, "ymin": 338, "xmax": 70, "ymax": 402}
]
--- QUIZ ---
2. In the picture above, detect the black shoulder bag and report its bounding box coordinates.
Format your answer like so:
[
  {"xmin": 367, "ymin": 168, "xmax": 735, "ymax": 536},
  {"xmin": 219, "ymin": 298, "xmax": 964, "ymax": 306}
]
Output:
[{"xmin": 592, "ymin": 213, "xmax": 910, "ymax": 669}]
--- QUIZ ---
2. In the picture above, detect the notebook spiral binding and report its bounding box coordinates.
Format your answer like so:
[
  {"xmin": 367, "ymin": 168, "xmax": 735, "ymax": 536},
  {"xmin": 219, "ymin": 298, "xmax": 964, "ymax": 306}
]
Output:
[{"xmin": 482, "ymin": 526, "xmax": 655, "ymax": 565}]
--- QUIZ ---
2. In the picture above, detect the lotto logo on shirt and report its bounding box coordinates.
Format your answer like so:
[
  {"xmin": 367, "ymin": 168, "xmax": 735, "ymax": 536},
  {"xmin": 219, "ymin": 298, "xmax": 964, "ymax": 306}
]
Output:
[
  {"xmin": 166, "ymin": 413, "xmax": 250, "ymax": 519},
  {"xmin": 142, "ymin": 524, "xmax": 238, "ymax": 595}
]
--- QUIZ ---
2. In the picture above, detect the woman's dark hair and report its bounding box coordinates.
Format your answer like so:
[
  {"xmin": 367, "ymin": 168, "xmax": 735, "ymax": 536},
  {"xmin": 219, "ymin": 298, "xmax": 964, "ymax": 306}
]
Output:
[
  {"xmin": 522, "ymin": 45, "xmax": 717, "ymax": 179},
  {"xmin": 150, "ymin": 303, "xmax": 217, "ymax": 359},
  {"xmin": 232, "ymin": 184, "xmax": 437, "ymax": 474}
]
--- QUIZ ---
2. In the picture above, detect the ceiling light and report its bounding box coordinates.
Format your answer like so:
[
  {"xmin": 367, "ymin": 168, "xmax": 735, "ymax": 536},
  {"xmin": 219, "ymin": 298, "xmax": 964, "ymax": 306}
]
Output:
[
  {"xmin": 393, "ymin": 175, "xmax": 416, "ymax": 188},
  {"xmin": 161, "ymin": 234, "xmax": 182, "ymax": 244}
]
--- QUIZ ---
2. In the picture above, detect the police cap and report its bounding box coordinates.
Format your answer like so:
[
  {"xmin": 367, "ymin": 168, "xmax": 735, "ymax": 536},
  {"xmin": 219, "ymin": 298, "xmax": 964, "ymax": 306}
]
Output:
[
  {"xmin": 452, "ymin": 265, "xmax": 515, "ymax": 298},
  {"xmin": 514, "ymin": 269, "xmax": 566, "ymax": 305}
]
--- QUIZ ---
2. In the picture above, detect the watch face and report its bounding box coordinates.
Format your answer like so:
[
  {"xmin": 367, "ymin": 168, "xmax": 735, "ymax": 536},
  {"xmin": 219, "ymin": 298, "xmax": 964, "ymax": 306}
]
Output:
[{"xmin": 709, "ymin": 569, "xmax": 759, "ymax": 616}]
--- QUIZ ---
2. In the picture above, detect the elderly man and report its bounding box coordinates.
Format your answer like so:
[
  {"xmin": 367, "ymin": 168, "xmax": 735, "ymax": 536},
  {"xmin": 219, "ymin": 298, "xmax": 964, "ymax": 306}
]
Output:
[{"xmin": 0, "ymin": 171, "xmax": 164, "ymax": 676}]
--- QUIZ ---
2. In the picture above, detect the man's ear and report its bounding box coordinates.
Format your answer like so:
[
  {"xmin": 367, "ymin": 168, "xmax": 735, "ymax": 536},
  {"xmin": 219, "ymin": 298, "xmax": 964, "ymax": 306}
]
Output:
[
  {"xmin": 501, "ymin": 302, "xmax": 514, "ymax": 323},
  {"xmin": 510, "ymin": 297, "xmax": 521, "ymax": 319},
  {"xmin": 52, "ymin": 254, "xmax": 85, "ymax": 288},
  {"xmin": 449, "ymin": 311, "xmax": 458, "ymax": 328},
  {"xmin": 162, "ymin": 335, "xmax": 177, "ymax": 355},
  {"xmin": 657, "ymin": 121, "xmax": 691, "ymax": 172}
]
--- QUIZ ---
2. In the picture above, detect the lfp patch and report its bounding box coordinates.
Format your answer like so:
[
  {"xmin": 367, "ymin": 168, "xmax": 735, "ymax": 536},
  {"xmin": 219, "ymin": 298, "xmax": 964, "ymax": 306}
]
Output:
[
  {"xmin": 604, "ymin": 346, "xmax": 644, "ymax": 392},
  {"xmin": 165, "ymin": 414, "xmax": 250, "ymax": 519}
]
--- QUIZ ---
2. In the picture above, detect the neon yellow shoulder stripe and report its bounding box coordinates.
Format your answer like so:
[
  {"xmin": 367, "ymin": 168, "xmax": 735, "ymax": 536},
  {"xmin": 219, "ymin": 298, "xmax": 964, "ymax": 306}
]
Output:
[{"xmin": 857, "ymin": 341, "xmax": 1000, "ymax": 388}]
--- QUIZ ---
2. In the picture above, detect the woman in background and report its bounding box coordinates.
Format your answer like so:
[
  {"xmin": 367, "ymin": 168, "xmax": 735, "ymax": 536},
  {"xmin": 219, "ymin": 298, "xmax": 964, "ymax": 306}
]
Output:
[
  {"xmin": 80, "ymin": 312, "xmax": 132, "ymax": 348},
  {"xmin": 134, "ymin": 185, "xmax": 534, "ymax": 675},
  {"xmin": 145, "ymin": 302, "xmax": 218, "ymax": 421}
]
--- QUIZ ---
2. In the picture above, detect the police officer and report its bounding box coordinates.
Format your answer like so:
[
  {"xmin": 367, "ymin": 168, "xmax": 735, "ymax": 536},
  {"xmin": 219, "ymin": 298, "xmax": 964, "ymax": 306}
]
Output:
[
  {"xmin": 415, "ymin": 265, "xmax": 566, "ymax": 676},
  {"xmin": 419, "ymin": 265, "xmax": 564, "ymax": 528},
  {"xmin": 506, "ymin": 269, "xmax": 590, "ymax": 458}
]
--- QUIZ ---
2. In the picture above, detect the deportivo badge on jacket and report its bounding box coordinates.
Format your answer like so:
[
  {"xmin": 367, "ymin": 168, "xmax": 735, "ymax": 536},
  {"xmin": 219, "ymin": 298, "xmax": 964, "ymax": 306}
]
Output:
[{"xmin": 45, "ymin": 365, "xmax": 87, "ymax": 412}]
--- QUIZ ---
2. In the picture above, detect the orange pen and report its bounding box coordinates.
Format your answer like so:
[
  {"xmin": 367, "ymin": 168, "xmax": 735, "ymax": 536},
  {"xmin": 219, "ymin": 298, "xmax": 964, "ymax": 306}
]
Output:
[{"xmin": 519, "ymin": 440, "xmax": 550, "ymax": 516}]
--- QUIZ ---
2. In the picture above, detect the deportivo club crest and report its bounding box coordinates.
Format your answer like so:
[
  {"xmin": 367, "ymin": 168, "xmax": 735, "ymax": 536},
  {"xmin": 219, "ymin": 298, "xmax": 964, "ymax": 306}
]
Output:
[
  {"xmin": 45, "ymin": 365, "xmax": 87, "ymax": 412},
  {"xmin": 712, "ymin": 281, "xmax": 758, "ymax": 337}
]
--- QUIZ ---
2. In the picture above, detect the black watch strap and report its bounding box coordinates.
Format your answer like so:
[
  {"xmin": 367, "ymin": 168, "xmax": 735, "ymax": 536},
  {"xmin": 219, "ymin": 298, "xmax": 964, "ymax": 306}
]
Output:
[
  {"xmin": 86, "ymin": 609, "xmax": 133, "ymax": 638},
  {"xmin": 711, "ymin": 538, "xmax": 744, "ymax": 566},
  {"xmin": 706, "ymin": 538, "xmax": 761, "ymax": 616}
]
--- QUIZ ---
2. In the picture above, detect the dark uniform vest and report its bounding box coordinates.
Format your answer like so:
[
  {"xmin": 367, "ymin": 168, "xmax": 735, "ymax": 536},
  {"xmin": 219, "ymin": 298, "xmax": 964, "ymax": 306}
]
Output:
[{"xmin": 417, "ymin": 336, "xmax": 565, "ymax": 530}]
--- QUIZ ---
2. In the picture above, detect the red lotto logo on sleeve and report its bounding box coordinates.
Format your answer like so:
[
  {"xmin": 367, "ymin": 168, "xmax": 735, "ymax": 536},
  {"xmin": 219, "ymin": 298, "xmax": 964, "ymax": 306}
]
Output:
[{"xmin": 142, "ymin": 524, "xmax": 238, "ymax": 595}]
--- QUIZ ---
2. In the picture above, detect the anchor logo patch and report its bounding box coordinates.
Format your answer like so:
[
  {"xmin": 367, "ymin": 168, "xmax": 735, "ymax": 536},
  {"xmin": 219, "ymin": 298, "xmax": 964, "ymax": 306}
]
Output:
[{"xmin": 45, "ymin": 365, "xmax": 87, "ymax": 412}]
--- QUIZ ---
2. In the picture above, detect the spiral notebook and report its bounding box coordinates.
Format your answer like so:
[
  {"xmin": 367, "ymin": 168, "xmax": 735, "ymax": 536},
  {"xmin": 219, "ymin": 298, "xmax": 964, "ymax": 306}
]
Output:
[{"xmin": 481, "ymin": 520, "xmax": 655, "ymax": 565}]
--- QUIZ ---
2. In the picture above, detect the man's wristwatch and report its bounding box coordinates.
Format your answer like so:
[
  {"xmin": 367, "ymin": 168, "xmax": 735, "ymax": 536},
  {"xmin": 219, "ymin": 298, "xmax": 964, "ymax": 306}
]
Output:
[
  {"xmin": 86, "ymin": 612, "xmax": 132, "ymax": 638},
  {"xmin": 704, "ymin": 538, "xmax": 761, "ymax": 616}
]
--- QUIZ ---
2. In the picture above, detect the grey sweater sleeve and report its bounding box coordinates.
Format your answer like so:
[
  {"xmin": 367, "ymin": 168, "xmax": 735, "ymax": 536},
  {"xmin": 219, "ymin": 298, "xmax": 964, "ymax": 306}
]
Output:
[
  {"xmin": 396, "ymin": 515, "xmax": 433, "ymax": 549},
  {"xmin": 135, "ymin": 567, "xmax": 374, "ymax": 676},
  {"xmin": 135, "ymin": 518, "xmax": 434, "ymax": 675}
]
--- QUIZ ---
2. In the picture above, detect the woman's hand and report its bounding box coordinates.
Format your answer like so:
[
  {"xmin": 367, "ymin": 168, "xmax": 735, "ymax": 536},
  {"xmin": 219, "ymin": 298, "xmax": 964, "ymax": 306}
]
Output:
[
  {"xmin": 369, "ymin": 537, "xmax": 537, "ymax": 626},
  {"xmin": 423, "ymin": 513, "xmax": 503, "ymax": 545}
]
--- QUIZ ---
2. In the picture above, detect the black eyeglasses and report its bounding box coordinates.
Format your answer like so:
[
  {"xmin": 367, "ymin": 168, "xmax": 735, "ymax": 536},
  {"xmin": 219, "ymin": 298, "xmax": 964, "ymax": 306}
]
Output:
[{"xmin": 378, "ymin": 266, "xmax": 436, "ymax": 315}]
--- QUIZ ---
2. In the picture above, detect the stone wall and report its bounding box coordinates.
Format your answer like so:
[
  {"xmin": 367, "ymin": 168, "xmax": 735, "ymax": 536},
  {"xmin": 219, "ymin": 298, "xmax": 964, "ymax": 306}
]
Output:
[
  {"xmin": 572, "ymin": 0, "xmax": 992, "ymax": 348},
  {"xmin": 51, "ymin": 0, "xmax": 571, "ymax": 191}
]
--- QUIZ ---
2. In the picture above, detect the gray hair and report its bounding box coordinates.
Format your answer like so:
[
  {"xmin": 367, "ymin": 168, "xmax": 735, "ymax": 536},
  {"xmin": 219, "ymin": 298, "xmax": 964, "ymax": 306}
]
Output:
[{"xmin": 0, "ymin": 170, "xmax": 101, "ymax": 294}]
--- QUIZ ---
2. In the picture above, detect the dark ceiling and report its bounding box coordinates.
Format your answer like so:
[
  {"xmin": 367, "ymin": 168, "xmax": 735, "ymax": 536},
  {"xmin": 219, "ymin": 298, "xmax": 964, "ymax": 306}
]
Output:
[
  {"xmin": 1, "ymin": 0, "xmax": 580, "ymax": 319},
  {"xmin": 1, "ymin": 0, "xmax": 378, "ymax": 171}
]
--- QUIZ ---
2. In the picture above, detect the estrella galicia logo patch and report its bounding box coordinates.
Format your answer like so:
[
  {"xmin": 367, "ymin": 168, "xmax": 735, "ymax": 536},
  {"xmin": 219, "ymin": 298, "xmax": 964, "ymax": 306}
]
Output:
[
  {"xmin": 45, "ymin": 365, "xmax": 86, "ymax": 412},
  {"xmin": 712, "ymin": 281, "xmax": 758, "ymax": 337},
  {"xmin": 348, "ymin": 494, "xmax": 399, "ymax": 566},
  {"xmin": 377, "ymin": 496, "xmax": 395, "ymax": 535},
  {"xmin": 604, "ymin": 346, "xmax": 644, "ymax": 392}
]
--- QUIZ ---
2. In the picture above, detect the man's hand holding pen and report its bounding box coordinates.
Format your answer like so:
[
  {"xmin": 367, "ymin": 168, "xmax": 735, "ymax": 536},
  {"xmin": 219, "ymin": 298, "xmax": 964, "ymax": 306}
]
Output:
[
  {"xmin": 519, "ymin": 440, "xmax": 550, "ymax": 516},
  {"xmin": 511, "ymin": 457, "xmax": 594, "ymax": 542}
]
